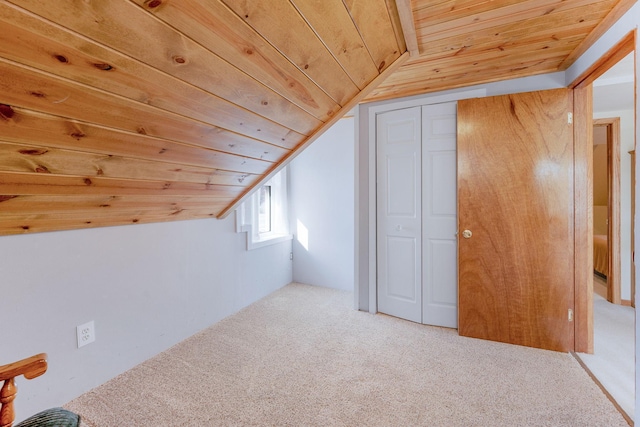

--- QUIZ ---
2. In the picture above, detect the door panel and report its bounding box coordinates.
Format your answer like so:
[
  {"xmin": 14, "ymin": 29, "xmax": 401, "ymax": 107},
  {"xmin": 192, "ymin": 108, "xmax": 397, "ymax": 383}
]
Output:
[
  {"xmin": 386, "ymin": 236, "xmax": 418, "ymax": 300},
  {"xmin": 377, "ymin": 107, "xmax": 422, "ymax": 323},
  {"xmin": 457, "ymin": 89, "xmax": 574, "ymax": 352},
  {"xmin": 422, "ymin": 102, "xmax": 458, "ymax": 328}
]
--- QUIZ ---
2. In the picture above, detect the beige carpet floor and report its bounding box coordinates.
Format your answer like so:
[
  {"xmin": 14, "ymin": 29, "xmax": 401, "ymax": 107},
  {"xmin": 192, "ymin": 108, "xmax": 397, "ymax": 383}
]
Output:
[{"xmin": 66, "ymin": 283, "xmax": 627, "ymax": 426}]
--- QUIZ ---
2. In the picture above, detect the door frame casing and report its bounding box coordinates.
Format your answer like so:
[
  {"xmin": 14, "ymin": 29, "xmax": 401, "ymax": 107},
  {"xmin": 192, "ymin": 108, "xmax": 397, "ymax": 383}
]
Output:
[
  {"xmin": 593, "ymin": 117, "xmax": 622, "ymax": 305},
  {"xmin": 570, "ymin": 30, "xmax": 635, "ymax": 353},
  {"xmin": 358, "ymin": 85, "xmax": 590, "ymax": 352}
]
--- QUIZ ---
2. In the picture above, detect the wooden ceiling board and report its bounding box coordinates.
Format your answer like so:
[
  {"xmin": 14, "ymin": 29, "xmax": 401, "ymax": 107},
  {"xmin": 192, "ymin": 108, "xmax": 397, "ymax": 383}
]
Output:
[
  {"xmin": 365, "ymin": 59, "xmax": 562, "ymax": 102},
  {"xmin": 414, "ymin": 14, "xmax": 600, "ymax": 63},
  {"xmin": 365, "ymin": 0, "xmax": 628, "ymax": 103},
  {"xmin": 0, "ymin": 208, "xmax": 225, "ymax": 235},
  {"xmin": 0, "ymin": 140, "xmax": 263, "ymax": 184},
  {"xmin": 0, "ymin": 58, "xmax": 302, "ymax": 150},
  {"xmin": 0, "ymin": 3, "xmax": 322, "ymax": 137},
  {"xmin": 0, "ymin": 195, "xmax": 233, "ymax": 215},
  {"xmin": 342, "ymin": 0, "xmax": 403, "ymax": 73},
  {"xmin": 0, "ymin": 0, "xmax": 404, "ymax": 235},
  {"xmin": 220, "ymin": 0, "xmax": 361, "ymax": 103},
  {"xmin": 0, "ymin": 0, "xmax": 627, "ymax": 235},
  {"xmin": 0, "ymin": 107, "xmax": 288, "ymax": 165},
  {"xmin": 413, "ymin": 0, "xmax": 611, "ymax": 38},
  {"xmin": 6, "ymin": 1, "xmax": 318, "ymax": 135},
  {"xmin": 128, "ymin": 0, "xmax": 341, "ymax": 123},
  {"xmin": 288, "ymin": 0, "xmax": 380, "ymax": 88},
  {"xmin": 383, "ymin": 0, "xmax": 408, "ymax": 54},
  {"xmin": 0, "ymin": 172, "xmax": 246, "ymax": 197}
]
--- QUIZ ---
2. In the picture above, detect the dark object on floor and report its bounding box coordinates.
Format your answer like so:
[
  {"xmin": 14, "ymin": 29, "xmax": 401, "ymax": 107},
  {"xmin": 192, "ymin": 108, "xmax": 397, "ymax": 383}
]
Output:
[{"xmin": 14, "ymin": 407, "xmax": 79, "ymax": 427}]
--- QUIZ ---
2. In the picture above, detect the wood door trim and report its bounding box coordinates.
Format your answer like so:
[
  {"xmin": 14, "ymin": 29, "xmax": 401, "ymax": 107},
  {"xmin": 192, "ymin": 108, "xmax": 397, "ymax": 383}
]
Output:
[
  {"xmin": 572, "ymin": 32, "xmax": 635, "ymax": 353},
  {"xmin": 574, "ymin": 85, "xmax": 594, "ymax": 353},
  {"xmin": 630, "ymin": 150, "xmax": 636, "ymax": 308},
  {"xmin": 570, "ymin": 30, "xmax": 635, "ymax": 89},
  {"xmin": 594, "ymin": 117, "xmax": 622, "ymax": 305}
]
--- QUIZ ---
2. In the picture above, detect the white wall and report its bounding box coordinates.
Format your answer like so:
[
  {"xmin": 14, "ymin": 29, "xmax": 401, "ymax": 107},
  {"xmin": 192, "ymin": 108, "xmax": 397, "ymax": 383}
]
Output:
[
  {"xmin": 1, "ymin": 217, "xmax": 292, "ymax": 423},
  {"xmin": 593, "ymin": 109, "xmax": 635, "ymax": 300},
  {"xmin": 289, "ymin": 117, "xmax": 355, "ymax": 291}
]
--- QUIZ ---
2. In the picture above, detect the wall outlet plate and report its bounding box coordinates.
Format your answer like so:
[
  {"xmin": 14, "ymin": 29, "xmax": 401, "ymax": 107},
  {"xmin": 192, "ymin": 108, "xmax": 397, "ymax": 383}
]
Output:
[{"xmin": 77, "ymin": 321, "xmax": 95, "ymax": 348}]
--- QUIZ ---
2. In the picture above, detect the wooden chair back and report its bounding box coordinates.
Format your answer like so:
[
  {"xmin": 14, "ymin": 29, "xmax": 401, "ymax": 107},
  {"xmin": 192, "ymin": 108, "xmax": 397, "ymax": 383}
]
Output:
[{"xmin": 0, "ymin": 354, "xmax": 47, "ymax": 427}]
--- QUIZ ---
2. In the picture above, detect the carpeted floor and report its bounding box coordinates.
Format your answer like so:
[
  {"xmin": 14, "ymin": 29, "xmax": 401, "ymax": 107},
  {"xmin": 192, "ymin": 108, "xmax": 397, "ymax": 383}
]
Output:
[{"xmin": 66, "ymin": 283, "xmax": 628, "ymax": 426}]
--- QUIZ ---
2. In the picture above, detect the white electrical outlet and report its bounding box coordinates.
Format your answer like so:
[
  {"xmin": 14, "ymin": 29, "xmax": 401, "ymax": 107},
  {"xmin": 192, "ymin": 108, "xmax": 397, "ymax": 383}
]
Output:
[{"xmin": 77, "ymin": 321, "xmax": 95, "ymax": 348}]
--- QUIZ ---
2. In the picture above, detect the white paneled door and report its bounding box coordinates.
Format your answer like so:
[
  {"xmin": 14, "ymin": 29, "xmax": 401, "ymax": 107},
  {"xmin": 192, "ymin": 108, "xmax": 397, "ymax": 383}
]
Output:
[
  {"xmin": 422, "ymin": 103, "xmax": 458, "ymax": 328},
  {"xmin": 376, "ymin": 102, "xmax": 458, "ymax": 328},
  {"xmin": 376, "ymin": 106, "xmax": 422, "ymax": 323}
]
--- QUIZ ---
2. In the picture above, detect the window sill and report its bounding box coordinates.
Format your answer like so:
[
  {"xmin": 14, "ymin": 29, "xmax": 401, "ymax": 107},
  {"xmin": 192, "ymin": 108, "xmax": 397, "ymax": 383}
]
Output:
[
  {"xmin": 248, "ymin": 232, "xmax": 293, "ymax": 250},
  {"xmin": 239, "ymin": 224, "xmax": 292, "ymax": 250}
]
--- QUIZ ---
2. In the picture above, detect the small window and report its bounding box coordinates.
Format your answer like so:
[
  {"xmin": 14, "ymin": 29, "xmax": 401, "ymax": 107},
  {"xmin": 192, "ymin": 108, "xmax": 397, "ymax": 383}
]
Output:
[
  {"xmin": 236, "ymin": 168, "xmax": 292, "ymax": 250},
  {"xmin": 258, "ymin": 185, "xmax": 272, "ymax": 233}
]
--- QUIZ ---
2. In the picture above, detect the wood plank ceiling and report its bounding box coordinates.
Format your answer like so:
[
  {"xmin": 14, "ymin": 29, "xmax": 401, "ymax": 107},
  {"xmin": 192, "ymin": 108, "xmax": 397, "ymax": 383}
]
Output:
[
  {"xmin": 0, "ymin": 0, "xmax": 631, "ymax": 235},
  {"xmin": 365, "ymin": 0, "xmax": 634, "ymax": 102},
  {"xmin": 0, "ymin": 0, "xmax": 406, "ymax": 234}
]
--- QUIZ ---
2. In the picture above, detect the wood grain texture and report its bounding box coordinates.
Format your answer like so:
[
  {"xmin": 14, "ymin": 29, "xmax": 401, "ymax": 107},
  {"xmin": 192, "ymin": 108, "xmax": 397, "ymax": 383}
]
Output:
[
  {"xmin": 569, "ymin": 30, "xmax": 635, "ymax": 87},
  {"xmin": 384, "ymin": 0, "xmax": 408, "ymax": 54},
  {"xmin": 0, "ymin": 195, "xmax": 228, "ymax": 235},
  {"xmin": 6, "ymin": 0, "xmax": 319, "ymax": 133},
  {"xmin": 560, "ymin": 0, "xmax": 637, "ymax": 68},
  {"xmin": 0, "ymin": 140, "xmax": 263, "ymax": 184},
  {"xmin": 598, "ymin": 117, "xmax": 622, "ymax": 305},
  {"xmin": 458, "ymin": 89, "xmax": 575, "ymax": 352},
  {"xmin": 394, "ymin": 0, "xmax": 419, "ymax": 56},
  {"xmin": 128, "ymin": 0, "xmax": 340, "ymax": 123},
  {"xmin": 0, "ymin": 378, "xmax": 15, "ymax": 427},
  {"xmin": 0, "ymin": 107, "xmax": 287, "ymax": 165},
  {"xmin": 0, "ymin": 0, "xmax": 625, "ymax": 235},
  {"xmin": 0, "ymin": 353, "xmax": 47, "ymax": 427},
  {"xmin": 342, "ymin": 0, "xmax": 403, "ymax": 73},
  {"xmin": 0, "ymin": 57, "xmax": 302, "ymax": 149},
  {"xmin": 0, "ymin": 172, "xmax": 244, "ymax": 197},
  {"xmin": 0, "ymin": 209, "xmax": 223, "ymax": 235},
  {"xmin": 0, "ymin": 354, "xmax": 47, "ymax": 382},
  {"xmin": 364, "ymin": 0, "xmax": 622, "ymax": 102},
  {"xmin": 289, "ymin": 0, "xmax": 379, "ymax": 88},
  {"xmin": 220, "ymin": 0, "xmax": 359, "ymax": 104},
  {"xmin": 573, "ymin": 85, "xmax": 593, "ymax": 354},
  {"xmin": 414, "ymin": 0, "xmax": 613, "ymax": 42},
  {"xmin": 0, "ymin": 2, "xmax": 321, "ymax": 136},
  {"xmin": 218, "ymin": 51, "xmax": 411, "ymax": 218}
]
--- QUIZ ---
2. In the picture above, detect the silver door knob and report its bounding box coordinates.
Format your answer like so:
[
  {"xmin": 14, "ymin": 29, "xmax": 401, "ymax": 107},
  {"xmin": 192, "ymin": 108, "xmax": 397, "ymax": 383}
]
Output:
[
  {"xmin": 395, "ymin": 225, "xmax": 403, "ymax": 231},
  {"xmin": 462, "ymin": 229, "xmax": 472, "ymax": 239}
]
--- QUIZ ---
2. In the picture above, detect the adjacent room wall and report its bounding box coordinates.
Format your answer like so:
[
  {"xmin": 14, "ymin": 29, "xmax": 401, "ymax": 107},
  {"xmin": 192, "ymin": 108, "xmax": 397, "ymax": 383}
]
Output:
[
  {"xmin": 289, "ymin": 117, "xmax": 355, "ymax": 291},
  {"xmin": 1, "ymin": 217, "xmax": 292, "ymax": 422}
]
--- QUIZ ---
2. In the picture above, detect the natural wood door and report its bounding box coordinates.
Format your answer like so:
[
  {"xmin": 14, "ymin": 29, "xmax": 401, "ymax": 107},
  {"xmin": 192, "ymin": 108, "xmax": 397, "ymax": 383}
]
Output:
[{"xmin": 457, "ymin": 89, "xmax": 575, "ymax": 352}]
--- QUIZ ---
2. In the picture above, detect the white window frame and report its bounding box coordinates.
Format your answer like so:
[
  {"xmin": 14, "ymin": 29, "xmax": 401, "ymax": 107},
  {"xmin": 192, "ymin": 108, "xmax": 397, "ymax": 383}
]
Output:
[{"xmin": 236, "ymin": 168, "xmax": 292, "ymax": 250}]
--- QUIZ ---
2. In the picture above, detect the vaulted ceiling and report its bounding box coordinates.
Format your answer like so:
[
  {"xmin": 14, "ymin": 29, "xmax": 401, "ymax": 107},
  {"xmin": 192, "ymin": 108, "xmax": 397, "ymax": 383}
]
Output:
[{"xmin": 0, "ymin": 0, "xmax": 634, "ymax": 235}]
